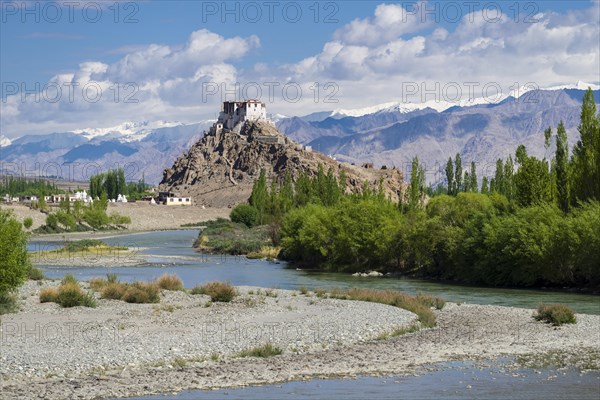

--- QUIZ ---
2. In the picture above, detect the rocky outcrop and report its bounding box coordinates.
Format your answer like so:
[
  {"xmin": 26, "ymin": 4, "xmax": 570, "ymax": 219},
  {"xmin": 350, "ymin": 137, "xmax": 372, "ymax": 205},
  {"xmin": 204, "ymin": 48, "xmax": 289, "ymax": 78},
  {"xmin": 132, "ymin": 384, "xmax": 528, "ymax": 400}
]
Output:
[{"xmin": 159, "ymin": 121, "xmax": 405, "ymax": 207}]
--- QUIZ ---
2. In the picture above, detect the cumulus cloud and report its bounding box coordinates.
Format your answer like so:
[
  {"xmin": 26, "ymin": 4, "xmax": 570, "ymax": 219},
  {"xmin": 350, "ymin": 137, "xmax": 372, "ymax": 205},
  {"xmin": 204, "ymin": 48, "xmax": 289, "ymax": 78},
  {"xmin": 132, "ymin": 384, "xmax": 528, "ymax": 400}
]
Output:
[
  {"xmin": 1, "ymin": 29, "xmax": 259, "ymax": 136},
  {"xmin": 2, "ymin": 1, "xmax": 599, "ymax": 137},
  {"xmin": 278, "ymin": 1, "xmax": 600, "ymax": 111}
]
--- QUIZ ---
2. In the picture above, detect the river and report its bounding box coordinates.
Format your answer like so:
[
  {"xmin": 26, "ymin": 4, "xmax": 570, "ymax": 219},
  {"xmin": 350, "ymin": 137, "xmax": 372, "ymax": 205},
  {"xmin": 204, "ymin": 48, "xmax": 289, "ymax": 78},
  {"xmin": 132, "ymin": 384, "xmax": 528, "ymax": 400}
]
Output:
[
  {"xmin": 29, "ymin": 229, "xmax": 600, "ymax": 314},
  {"xmin": 28, "ymin": 229, "xmax": 600, "ymax": 399}
]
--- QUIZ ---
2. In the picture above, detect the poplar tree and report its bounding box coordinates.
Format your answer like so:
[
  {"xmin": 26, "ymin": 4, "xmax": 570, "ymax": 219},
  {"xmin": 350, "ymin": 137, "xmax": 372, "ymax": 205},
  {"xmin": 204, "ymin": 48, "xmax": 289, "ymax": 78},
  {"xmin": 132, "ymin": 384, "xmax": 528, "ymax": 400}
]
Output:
[
  {"xmin": 454, "ymin": 153, "xmax": 462, "ymax": 194},
  {"xmin": 555, "ymin": 121, "xmax": 570, "ymax": 212},
  {"xmin": 470, "ymin": 161, "xmax": 478, "ymax": 192},
  {"xmin": 445, "ymin": 157, "xmax": 454, "ymax": 195}
]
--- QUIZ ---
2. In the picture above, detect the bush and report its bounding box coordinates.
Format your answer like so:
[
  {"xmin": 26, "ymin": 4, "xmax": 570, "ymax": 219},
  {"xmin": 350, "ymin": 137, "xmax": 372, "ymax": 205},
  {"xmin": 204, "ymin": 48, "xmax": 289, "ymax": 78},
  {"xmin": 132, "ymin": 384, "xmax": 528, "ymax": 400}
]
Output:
[
  {"xmin": 121, "ymin": 282, "xmax": 160, "ymax": 304},
  {"xmin": 28, "ymin": 267, "xmax": 46, "ymax": 281},
  {"xmin": 55, "ymin": 282, "xmax": 97, "ymax": 308},
  {"xmin": 101, "ymin": 282, "xmax": 127, "ymax": 300},
  {"xmin": 61, "ymin": 273, "xmax": 78, "ymax": 285},
  {"xmin": 39, "ymin": 288, "xmax": 58, "ymax": 303},
  {"xmin": 156, "ymin": 274, "xmax": 183, "ymax": 291},
  {"xmin": 0, "ymin": 293, "xmax": 19, "ymax": 315},
  {"xmin": 534, "ymin": 303, "xmax": 577, "ymax": 326},
  {"xmin": 0, "ymin": 209, "xmax": 31, "ymax": 296},
  {"xmin": 63, "ymin": 239, "xmax": 105, "ymax": 252},
  {"xmin": 230, "ymin": 204, "xmax": 258, "ymax": 227},
  {"xmin": 237, "ymin": 343, "xmax": 283, "ymax": 358},
  {"xmin": 23, "ymin": 217, "xmax": 33, "ymax": 229},
  {"xmin": 191, "ymin": 281, "xmax": 237, "ymax": 302}
]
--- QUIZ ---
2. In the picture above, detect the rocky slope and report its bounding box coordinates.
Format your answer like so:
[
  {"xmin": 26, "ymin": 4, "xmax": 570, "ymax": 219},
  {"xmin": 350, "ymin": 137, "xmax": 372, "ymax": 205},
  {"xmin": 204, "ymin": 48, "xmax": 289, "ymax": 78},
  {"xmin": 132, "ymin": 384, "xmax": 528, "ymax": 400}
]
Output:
[{"xmin": 159, "ymin": 121, "xmax": 404, "ymax": 207}]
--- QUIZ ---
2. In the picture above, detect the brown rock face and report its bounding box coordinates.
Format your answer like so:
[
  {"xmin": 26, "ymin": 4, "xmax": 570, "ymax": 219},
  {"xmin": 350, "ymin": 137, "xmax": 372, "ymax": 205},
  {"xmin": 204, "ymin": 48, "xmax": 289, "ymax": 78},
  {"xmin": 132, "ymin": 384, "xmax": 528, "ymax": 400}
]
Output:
[{"xmin": 159, "ymin": 121, "xmax": 405, "ymax": 207}]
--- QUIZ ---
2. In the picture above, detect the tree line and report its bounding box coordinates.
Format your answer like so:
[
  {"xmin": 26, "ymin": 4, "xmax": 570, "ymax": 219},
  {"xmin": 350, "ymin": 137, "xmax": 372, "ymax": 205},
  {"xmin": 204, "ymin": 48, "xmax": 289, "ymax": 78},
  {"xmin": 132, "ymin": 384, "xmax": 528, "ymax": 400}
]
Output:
[
  {"xmin": 0, "ymin": 176, "xmax": 62, "ymax": 197},
  {"xmin": 89, "ymin": 169, "xmax": 148, "ymax": 200},
  {"xmin": 235, "ymin": 88, "xmax": 600, "ymax": 289}
]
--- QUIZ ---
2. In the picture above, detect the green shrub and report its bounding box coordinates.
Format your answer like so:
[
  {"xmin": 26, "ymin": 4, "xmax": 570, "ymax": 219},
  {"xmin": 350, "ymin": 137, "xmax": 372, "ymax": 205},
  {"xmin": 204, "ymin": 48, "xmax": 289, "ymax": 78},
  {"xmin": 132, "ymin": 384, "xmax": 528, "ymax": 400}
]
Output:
[
  {"xmin": 28, "ymin": 267, "xmax": 46, "ymax": 281},
  {"xmin": 237, "ymin": 343, "xmax": 283, "ymax": 358},
  {"xmin": 191, "ymin": 281, "xmax": 237, "ymax": 302},
  {"xmin": 61, "ymin": 273, "xmax": 78, "ymax": 285},
  {"xmin": 0, "ymin": 209, "xmax": 31, "ymax": 297},
  {"xmin": 106, "ymin": 273, "xmax": 118, "ymax": 283},
  {"xmin": 230, "ymin": 204, "xmax": 258, "ymax": 227},
  {"xmin": 23, "ymin": 217, "xmax": 33, "ymax": 229},
  {"xmin": 0, "ymin": 293, "xmax": 20, "ymax": 315},
  {"xmin": 534, "ymin": 303, "xmax": 577, "ymax": 326},
  {"xmin": 63, "ymin": 239, "xmax": 105, "ymax": 252},
  {"xmin": 156, "ymin": 274, "xmax": 183, "ymax": 291}
]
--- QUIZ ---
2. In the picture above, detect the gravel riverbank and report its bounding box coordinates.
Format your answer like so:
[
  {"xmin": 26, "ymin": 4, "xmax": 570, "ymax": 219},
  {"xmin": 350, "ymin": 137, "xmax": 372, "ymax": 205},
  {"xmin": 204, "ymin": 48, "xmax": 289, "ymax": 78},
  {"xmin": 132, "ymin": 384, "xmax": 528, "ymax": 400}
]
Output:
[{"xmin": 1, "ymin": 281, "xmax": 598, "ymax": 400}]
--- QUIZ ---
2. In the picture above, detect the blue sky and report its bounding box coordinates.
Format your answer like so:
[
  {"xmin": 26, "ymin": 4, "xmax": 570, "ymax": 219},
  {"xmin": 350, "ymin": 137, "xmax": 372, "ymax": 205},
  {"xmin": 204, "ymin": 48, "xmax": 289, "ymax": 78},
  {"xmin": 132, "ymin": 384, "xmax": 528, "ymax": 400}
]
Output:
[{"xmin": 1, "ymin": 0, "xmax": 599, "ymax": 137}]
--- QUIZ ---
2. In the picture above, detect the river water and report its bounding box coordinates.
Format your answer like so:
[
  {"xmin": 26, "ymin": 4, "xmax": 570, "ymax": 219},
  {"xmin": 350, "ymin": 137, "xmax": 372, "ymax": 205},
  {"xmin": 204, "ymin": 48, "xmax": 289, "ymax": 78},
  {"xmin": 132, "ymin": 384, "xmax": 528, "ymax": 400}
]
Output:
[
  {"xmin": 29, "ymin": 230, "xmax": 600, "ymax": 399},
  {"xmin": 30, "ymin": 229, "xmax": 600, "ymax": 314},
  {"xmin": 122, "ymin": 360, "xmax": 600, "ymax": 400}
]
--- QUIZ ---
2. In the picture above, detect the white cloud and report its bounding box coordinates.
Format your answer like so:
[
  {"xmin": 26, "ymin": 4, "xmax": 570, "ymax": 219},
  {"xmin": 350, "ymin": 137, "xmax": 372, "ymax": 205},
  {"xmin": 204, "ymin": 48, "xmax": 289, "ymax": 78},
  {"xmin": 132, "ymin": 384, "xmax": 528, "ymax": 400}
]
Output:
[{"xmin": 2, "ymin": 2, "xmax": 599, "ymax": 137}]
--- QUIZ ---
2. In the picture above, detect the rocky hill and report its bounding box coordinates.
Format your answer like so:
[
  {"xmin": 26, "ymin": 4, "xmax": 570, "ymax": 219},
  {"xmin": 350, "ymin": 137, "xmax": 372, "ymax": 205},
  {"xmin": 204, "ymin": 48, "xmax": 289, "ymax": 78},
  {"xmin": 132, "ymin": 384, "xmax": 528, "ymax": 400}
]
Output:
[{"xmin": 159, "ymin": 121, "xmax": 404, "ymax": 207}]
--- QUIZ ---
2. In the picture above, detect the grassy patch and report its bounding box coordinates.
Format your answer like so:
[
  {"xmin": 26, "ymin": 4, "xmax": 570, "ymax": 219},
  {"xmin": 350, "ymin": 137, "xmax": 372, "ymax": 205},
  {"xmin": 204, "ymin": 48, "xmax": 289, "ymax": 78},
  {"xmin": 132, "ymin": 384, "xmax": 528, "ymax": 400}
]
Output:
[
  {"xmin": 326, "ymin": 288, "xmax": 442, "ymax": 328},
  {"xmin": 91, "ymin": 274, "xmax": 178, "ymax": 304},
  {"xmin": 416, "ymin": 292, "xmax": 446, "ymax": 310},
  {"xmin": 120, "ymin": 282, "xmax": 160, "ymax": 304},
  {"xmin": 246, "ymin": 246, "xmax": 281, "ymax": 260},
  {"xmin": 156, "ymin": 274, "xmax": 183, "ymax": 291},
  {"xmin": 39, "ymin": 280, "xmax": 96, "ymax": 308},
  {"xmin": 237, "ymin": 343, "xmax": 283, "ymax": 358},
  {"xmin": 534, "ymin": 303, "xmax": 577, "ymax": 326},
  {"xmin": 28, "ymin": 267, "xmax": 46, "ymax": 281},
  {"xmin": 193, "ymin": 219, "xmax": 271, "ymax": 255},
  {"xmin": 375, "ymin": 323, "xmax": 421, "ymax": 340},
  {"xmin": 191, "ymin": 281, "xmax": 237, "ymax": 302},
  {"xmin": 0, "ymin": 292, "xmax": 20, "ymax": 315},
  {"xmin": 30, "ymin": 239, "xmax": 130, "ymax": 260}
]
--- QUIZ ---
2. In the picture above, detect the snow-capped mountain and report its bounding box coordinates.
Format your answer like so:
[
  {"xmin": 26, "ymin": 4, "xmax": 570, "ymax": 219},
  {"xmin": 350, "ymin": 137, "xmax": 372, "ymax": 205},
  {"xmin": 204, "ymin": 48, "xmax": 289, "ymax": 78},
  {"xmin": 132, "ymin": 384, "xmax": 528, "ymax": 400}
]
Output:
[
  {"xmin": 71, "ymin": 120, "xmax": 191, "ymax": 142},
  {"xmin": 322, "ymin": 81, "xmax": 600, "ymax": 119},
  {"xmin": 1, "ymin": 120, "xmax": 213, "ymax": 184},
  {"xmin": 278, "ymin": 87, "xmax": 600, "ymax": 185},
  {"xmin": 0, "ymin": 135, "xmax": 11, "ymax": 147}
]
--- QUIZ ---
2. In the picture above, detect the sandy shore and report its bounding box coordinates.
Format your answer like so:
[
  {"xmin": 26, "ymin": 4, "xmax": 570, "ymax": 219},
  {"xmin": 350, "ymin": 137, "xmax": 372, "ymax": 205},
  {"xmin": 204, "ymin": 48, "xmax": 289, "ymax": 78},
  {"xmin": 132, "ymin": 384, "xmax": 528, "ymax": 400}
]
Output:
[
  {"xmin": 3, "ymin": 203, "xmax": 230, "ymax": 235},
  {"xmin": 1, "ymin": 280, "xmax": 598, "ymax": 400}
]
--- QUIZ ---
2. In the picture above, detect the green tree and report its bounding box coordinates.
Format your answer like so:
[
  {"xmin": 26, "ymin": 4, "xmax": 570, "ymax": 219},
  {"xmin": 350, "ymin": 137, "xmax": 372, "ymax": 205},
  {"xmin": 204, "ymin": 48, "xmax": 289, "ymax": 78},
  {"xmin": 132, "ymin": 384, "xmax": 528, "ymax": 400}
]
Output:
[
  {"xmin": 445, "ymin": 157, "xmax": 454, "ymax": 195},
  {"xmin": 38, "ymin": 194, "xmax": 48, "ymax": 212},
  {"xmin": 571, "ymin": 88, "xmax": 600, "ymax": 204},
  {"xmin": 45, "ymin": 213, "xmax": 58, "ymax": 230},
  {"xmin": 0, "ymin": 209, "xmax": 31, "ymax": 296},
  {"xmin": 454, "ymin": 153, "xmax": 462, "ymax": 194},
  {"xmin": 555, "ymin": 121, "xmax": 570, "ymax": 212},
  {"xmin": 503, "ymin": 156, "xmax": 515, "ymax": 201},
  {"xmin": 481, "ymin": 177, "xmax": 489, "ymax": 195},
  {"xmin": 408, "ymin": 157, "xmax": 425, "ymax": 211},
  {"xmin": 494, "ymin": 159, "xmax": 504, "ymax": 195},
  {"xmin": 249, "ymin": 169, "xmax": 268, "ymax": 225},
  {"xmin": 514, "ymin": 145, "xmax": 552, "ymax": 207},
  {"xmin": 230, "ymin": 204, "xmax": 258, "ymax": 227},
  {"xmin": 279, "ymin": 171, "xmax": 294, "ymax": 214},
  {"xmin": 470, "ymin": 162, "xmax": 478, "ymax": 192}
]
